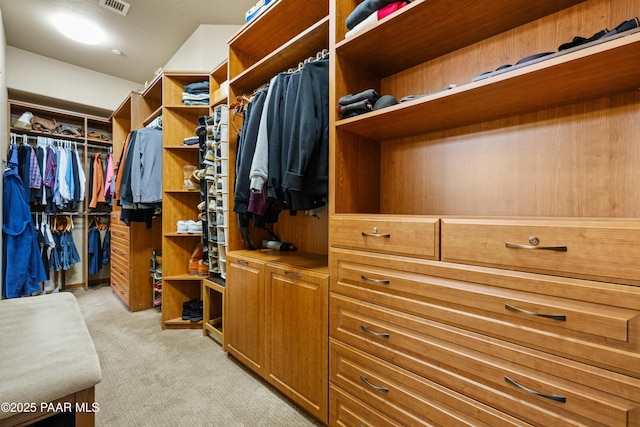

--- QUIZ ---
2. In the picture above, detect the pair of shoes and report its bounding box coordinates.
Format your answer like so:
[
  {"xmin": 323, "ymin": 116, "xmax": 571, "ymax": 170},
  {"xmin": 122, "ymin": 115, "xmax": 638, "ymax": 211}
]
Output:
[
  {"xmin": 205, "ymin": 167, "xmax": 216, "ymax": 181},
  {"xmin": 204, "ymin": 150, "xmax": 216, "ymax": 165},
  {"xmin": 198, "ymin": 259, "xmax": 209, "ymax": 276},
  {"xmin": 182, "ymin": 299, "xmax": 203, "ymax": 322},
  {"xmin": 152, "ymin": 264, "xmax": 162, "ymax": 281},
  {"xmin": 177, "ymin": 220, "xmax": 202, "ymax": 234},
  {"xmin": 188, "ymin": 242, "xmax": 203, "ymax": 275},
  {"xmin": 190, "ymin": 169, "xmax": 205, "ymax": 185}
]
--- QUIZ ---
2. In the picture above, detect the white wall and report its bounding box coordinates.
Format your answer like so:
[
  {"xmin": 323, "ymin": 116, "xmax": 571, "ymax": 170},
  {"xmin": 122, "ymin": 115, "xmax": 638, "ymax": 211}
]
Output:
[
  {"xmin": 6, "ymin": 47, "xmax": 142, "ymax": 113},
  {"xmin": 5, "ymin": 24, "xmax": 239, "ymax": 114},
  {"xmin": 164, "ymin": 24, "xmax": 238, "ymax": 73}
]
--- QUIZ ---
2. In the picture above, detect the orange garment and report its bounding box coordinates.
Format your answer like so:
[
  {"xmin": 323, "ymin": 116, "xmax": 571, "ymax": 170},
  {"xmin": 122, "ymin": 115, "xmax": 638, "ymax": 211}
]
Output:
[
  {"xmin": 114, "ymin": 133, "xmax": 131, "ymax": 202},
  {"xmin": 89, "ymin": 153, "xmax": 106, "ymax": 208}
]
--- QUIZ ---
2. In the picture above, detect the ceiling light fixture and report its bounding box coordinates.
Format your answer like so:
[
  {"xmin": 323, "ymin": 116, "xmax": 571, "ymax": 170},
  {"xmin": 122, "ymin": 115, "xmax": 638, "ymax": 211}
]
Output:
[{"xmin": 52, "ymin": 13, "xmax": 107, "ymax": 45}]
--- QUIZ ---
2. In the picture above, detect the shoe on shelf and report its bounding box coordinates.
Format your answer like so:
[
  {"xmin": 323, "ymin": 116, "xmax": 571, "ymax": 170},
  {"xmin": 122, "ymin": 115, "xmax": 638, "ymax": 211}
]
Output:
[
  {"xmin": 198, "ymin": 259, "xmax": 209, "ymax": 277},
  {"xmin": 204, "ymin": 150, "xmax": 216, "ymax": 165},
  {"xmin": 182, "ymin": 298, "xmax": 198, "ymax": 320},
  {"xmin": 176, "ymin": 220, "xmax": 192, "ymax": 233},
  {"xmin": 197, "ymin": 200, "xmax": 206, "ymax": 211},
  {"xmin": 187, "ymin": 220, "xmax": 202, "ymax": 234},
  {"xmin": 208, "ymin": 199, "xmax": 216, "ymax": 212},
  {"xmin": 153, "ymin": 264, "xmax": 162, "ymax": 281},
  {"xmin": 189, "ymin": 300, "xmax": 203, "ymax": 322},
  {"xmin": 188, "ymin": 242, "xmax": 204, "ymax": 275},
  {"xmin": 205, "ymin": 167, "xmax": 216, "ymax": 181}
]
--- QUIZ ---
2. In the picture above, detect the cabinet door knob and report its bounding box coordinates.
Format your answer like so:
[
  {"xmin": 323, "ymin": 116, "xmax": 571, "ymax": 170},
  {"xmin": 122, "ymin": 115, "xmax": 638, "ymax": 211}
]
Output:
[
  {"xmin": 505, "ymin": 376, "xmax": 566, "ymax": 403},
  {"xmin": 361, "ymin": 325, "xmax": 390, "ymax": 338},
  {"xmin": 505, "ymin": 303, "xmax": 566, "ymax": 321},
  {"xmin": 360, "ymin": 375, "xmax": 389, "ymax": 393}
]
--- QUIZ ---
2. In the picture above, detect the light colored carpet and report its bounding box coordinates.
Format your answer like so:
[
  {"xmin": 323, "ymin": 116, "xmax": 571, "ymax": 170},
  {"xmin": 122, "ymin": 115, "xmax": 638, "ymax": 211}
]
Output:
[{"xmin": 70, "ymin": 284, "xmax": 322, "ymax": 427}]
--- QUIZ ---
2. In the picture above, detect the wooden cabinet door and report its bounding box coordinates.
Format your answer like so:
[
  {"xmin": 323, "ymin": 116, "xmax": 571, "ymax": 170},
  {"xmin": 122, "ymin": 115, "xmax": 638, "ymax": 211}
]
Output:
[
  {"xmin": 225, "ymin": 255, "xmax": 265, "ymax": 376},
  {"xmin": 265, "ymin": 264, "xmax": 329, "ymax": 424}
]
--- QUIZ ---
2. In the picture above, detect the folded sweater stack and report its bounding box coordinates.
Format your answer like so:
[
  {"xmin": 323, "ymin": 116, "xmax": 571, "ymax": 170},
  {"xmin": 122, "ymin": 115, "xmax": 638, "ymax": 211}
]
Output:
[
  {"xmin": 345, "ymin": 0, "xmax": 410, "ymax": 38},
  {"xmin": 183, "ymin": 81, "xmax": 210, "ymax": 105}
]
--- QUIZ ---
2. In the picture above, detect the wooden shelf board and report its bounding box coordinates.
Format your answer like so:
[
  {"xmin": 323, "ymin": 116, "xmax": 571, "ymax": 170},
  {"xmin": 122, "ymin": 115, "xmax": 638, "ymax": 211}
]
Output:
[
  {"xmin": 164, "ymin": 317, "xmax": 203, "ymax": 329},
  {"xmin": 229, "ymin": 0, "xmax": 327, "ymax": 58},
  {"xmin": 164, "ymin": 145, "xmax": 200, "ymax": 150},
  {"xmin": 336, "ymin": 32, "xmax": 640, "ymax": 140},
  {"xmin": 230, "ymin": 17, "xmax": 329, "ymax": 93},
  {"xmin": 163, "ymin": 274, "xmax": 203, "ymax": 281},
  {"xmin": 164, "ymin": 232, "xmax": 203, "ymax": 238},
  {"xmin": 335, "ymin": 0, "xmax": 585, "ymax": 77}
]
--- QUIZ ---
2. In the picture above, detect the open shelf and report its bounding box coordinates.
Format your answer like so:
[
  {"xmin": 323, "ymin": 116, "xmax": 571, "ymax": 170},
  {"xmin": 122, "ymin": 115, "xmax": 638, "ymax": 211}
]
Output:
[
  {"xmin": 336, "ymin": 31, "xmax": 640, "ymax": 140},
  {"xmin": 335, "ymin": 0, "xmax": 585, "ymax": 77}
]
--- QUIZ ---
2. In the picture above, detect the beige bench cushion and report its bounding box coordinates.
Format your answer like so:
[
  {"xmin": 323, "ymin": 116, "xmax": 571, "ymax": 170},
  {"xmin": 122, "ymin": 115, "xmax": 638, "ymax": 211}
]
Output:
[{"xmin": 0, "ymin": 292, "xmax": 101, "ymax": 420}]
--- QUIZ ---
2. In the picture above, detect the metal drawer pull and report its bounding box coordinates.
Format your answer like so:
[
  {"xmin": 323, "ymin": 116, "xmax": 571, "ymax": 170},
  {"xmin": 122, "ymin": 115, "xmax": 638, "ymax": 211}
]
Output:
[
  {"xmin": 284, "ymin": 271, "xmax": 302, "ymax": 278},
  {"xmin": 504, "ymin": 376, "xmax": 566, "ymax": 403},
  {"xmin": 505, "ymin": 304, "xmax": 566, "ymax": 321},
  {"xmin": 361, "ymin": 232, "xmax": 391, "ymax": 238},
  {"xmin": 360, "ymin": 375, "xmax": 389, "ymax": 393},
  {"xmin": 237, "ymin": 259, "xmax": 249, "ymax": 265},
  {"xmin": 361, "ymin": 275, "xmax": 390, "ymax": 285},
  {"xmin": 505, "ymin": 236, "xmax": 567, "ymax": 252},
  {"xmin": 361, "ymin": 325, "xmax": 390, "ymax": 338},
  {"xmin": 361, "ymin": 227, "xmax": 390, "ymax": 238}
]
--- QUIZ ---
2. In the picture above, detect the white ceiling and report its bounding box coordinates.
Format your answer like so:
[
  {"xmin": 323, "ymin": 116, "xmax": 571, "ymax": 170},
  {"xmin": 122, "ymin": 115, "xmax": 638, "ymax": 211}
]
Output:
[{"xmin": 0, "ymin": 0, "xmax": 256, "ymax": 84}]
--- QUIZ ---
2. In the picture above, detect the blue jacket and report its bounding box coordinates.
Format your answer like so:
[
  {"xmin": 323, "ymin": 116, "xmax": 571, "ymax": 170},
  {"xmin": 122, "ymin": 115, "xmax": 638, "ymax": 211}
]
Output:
[{"xmin": 3, "ymin": 168, "xmax": 47, "ymax": 298}]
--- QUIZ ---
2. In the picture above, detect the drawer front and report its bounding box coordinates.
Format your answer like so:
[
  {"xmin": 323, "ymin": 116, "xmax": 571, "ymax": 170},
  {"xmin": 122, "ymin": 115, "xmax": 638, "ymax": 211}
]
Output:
[
  {"xmin": 331, "ymin": 215, "xmax": 439, "ymax": 259},
  {"xmin": 331, "ymin": 295, "xmax": 640, "ymax": 427},
  {"xmin": 331, "ymin": 248, "xmax": 640, "ymax": 378},
  {"xmin": 110, "ymin": 224, "xmax": 130, "ymax": 248},
  {"xmin": 330, "ymin": 339, "xmax": 533, "ymax": 427},
  {"xmin": 111, "ymin": 270, "xmax": 129, "ymax": 304},
  {"xmin": 111, "ymin": 254, "xmax": 130, "ymax": 283},
  {"xmin": 441, "ymin": 218, "xmax": 640, "ymax": 285},
  {"xmin": 111, "ymin": 239, "xmax": 129, "ymax": 258},
  {"xmin": 330, "ymin": 384, "xmax": 403, "ymax": 427}
]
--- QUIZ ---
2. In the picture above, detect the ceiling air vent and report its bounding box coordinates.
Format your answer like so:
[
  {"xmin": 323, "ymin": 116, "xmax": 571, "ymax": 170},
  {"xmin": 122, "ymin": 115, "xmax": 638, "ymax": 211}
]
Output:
[{"xmin": 99, "ymin": 0, "xmax": 130, "ymax": 16}]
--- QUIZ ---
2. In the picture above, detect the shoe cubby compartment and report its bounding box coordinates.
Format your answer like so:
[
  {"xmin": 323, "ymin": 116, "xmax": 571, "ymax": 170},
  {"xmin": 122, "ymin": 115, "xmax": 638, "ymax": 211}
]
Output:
[{"xmin": 203, "ymin": 277, "xmax": 225, "ymax": 346}]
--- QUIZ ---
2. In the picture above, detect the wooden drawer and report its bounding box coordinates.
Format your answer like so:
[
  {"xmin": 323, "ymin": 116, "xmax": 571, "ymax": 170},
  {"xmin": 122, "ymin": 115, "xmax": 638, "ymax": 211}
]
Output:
[
  {"xmin": 110, "ymin": 224, "xmax": 130, "ymax": 248},
  {"xmin": 111, "ymin": 254, "xmax": 130, "ymax": 283},
  {"xmin": 331, "ymin": 248, "xmax": 640, "ymax": 377},
  {"xmin": 441, "ymin": 217, "xmax": 640, "ymax": 285},
  {"xmin": 330, "ymin": 215, "xmax": 439, "ymax": 259},
  {"xmin": 331, "ymin": 295, "xmax": 640, "ymax": 426},
  {"xmin": 111, "ymin": 270, "xmax": 129, "ymax": 303},
  {"xmin": 330, "ymin": 384, "xmax": 403, "ymax": 427},
  {"xmin": 330, "ymin": 339, "xmax": 533, "ymax": 427},
  {"xmin": 111, "ymin": 241, "xmax": 128, "ymax": 259}
]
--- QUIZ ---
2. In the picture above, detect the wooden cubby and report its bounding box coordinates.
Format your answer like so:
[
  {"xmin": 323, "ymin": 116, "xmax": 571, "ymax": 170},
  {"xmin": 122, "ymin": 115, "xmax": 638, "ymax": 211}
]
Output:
[{"xmin": 160, "ymin": 71, "xmax": 211, "ymax": 329}]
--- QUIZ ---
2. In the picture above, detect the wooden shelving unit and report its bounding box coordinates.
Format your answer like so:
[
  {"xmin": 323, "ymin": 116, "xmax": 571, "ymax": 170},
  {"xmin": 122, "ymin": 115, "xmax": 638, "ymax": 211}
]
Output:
[
  {"xmin": 160, "ymin": 71, "xmax": 211, "ymax": 329},
  {"xmin": 329, "ymin": 0, "xmax": 640, "ymax": 425},
  {"xmin": 109, "ymin": 87, "xmax": 162, "ymax": 312},
  {"xmin": 224, "ymin": 0, "xmax": 330, "ymax": 423},
  {"xmin": 8, "ymin": 99, "xmax": 113, "ymax": 291}
]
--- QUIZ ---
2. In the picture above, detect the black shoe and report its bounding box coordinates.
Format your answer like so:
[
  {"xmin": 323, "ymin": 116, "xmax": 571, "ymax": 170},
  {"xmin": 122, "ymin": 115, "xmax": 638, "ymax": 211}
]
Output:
[
  {"xmin": 189, "ymin": 300, "xmax": 203, "ymax": 322},
  {"xmin": 182, "ymin": 299, "xmax": 198, "ymax": 320}
]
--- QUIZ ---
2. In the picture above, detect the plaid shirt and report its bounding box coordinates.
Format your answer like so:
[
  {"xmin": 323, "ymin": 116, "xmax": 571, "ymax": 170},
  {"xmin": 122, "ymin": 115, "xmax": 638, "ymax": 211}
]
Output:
[
  {"xmin": 28, "ymin": 146, "xmax": 42, "ymax": 189},
  {"xmin": 43, "ymin": 146, "xmax": 56, "ymax": 188}
]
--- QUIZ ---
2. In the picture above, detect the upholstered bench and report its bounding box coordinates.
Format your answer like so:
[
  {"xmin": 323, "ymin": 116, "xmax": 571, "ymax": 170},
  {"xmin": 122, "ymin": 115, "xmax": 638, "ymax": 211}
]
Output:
[{"xmin": 0, "ymin": 292, "xmax": 102, "ymax": 427}]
